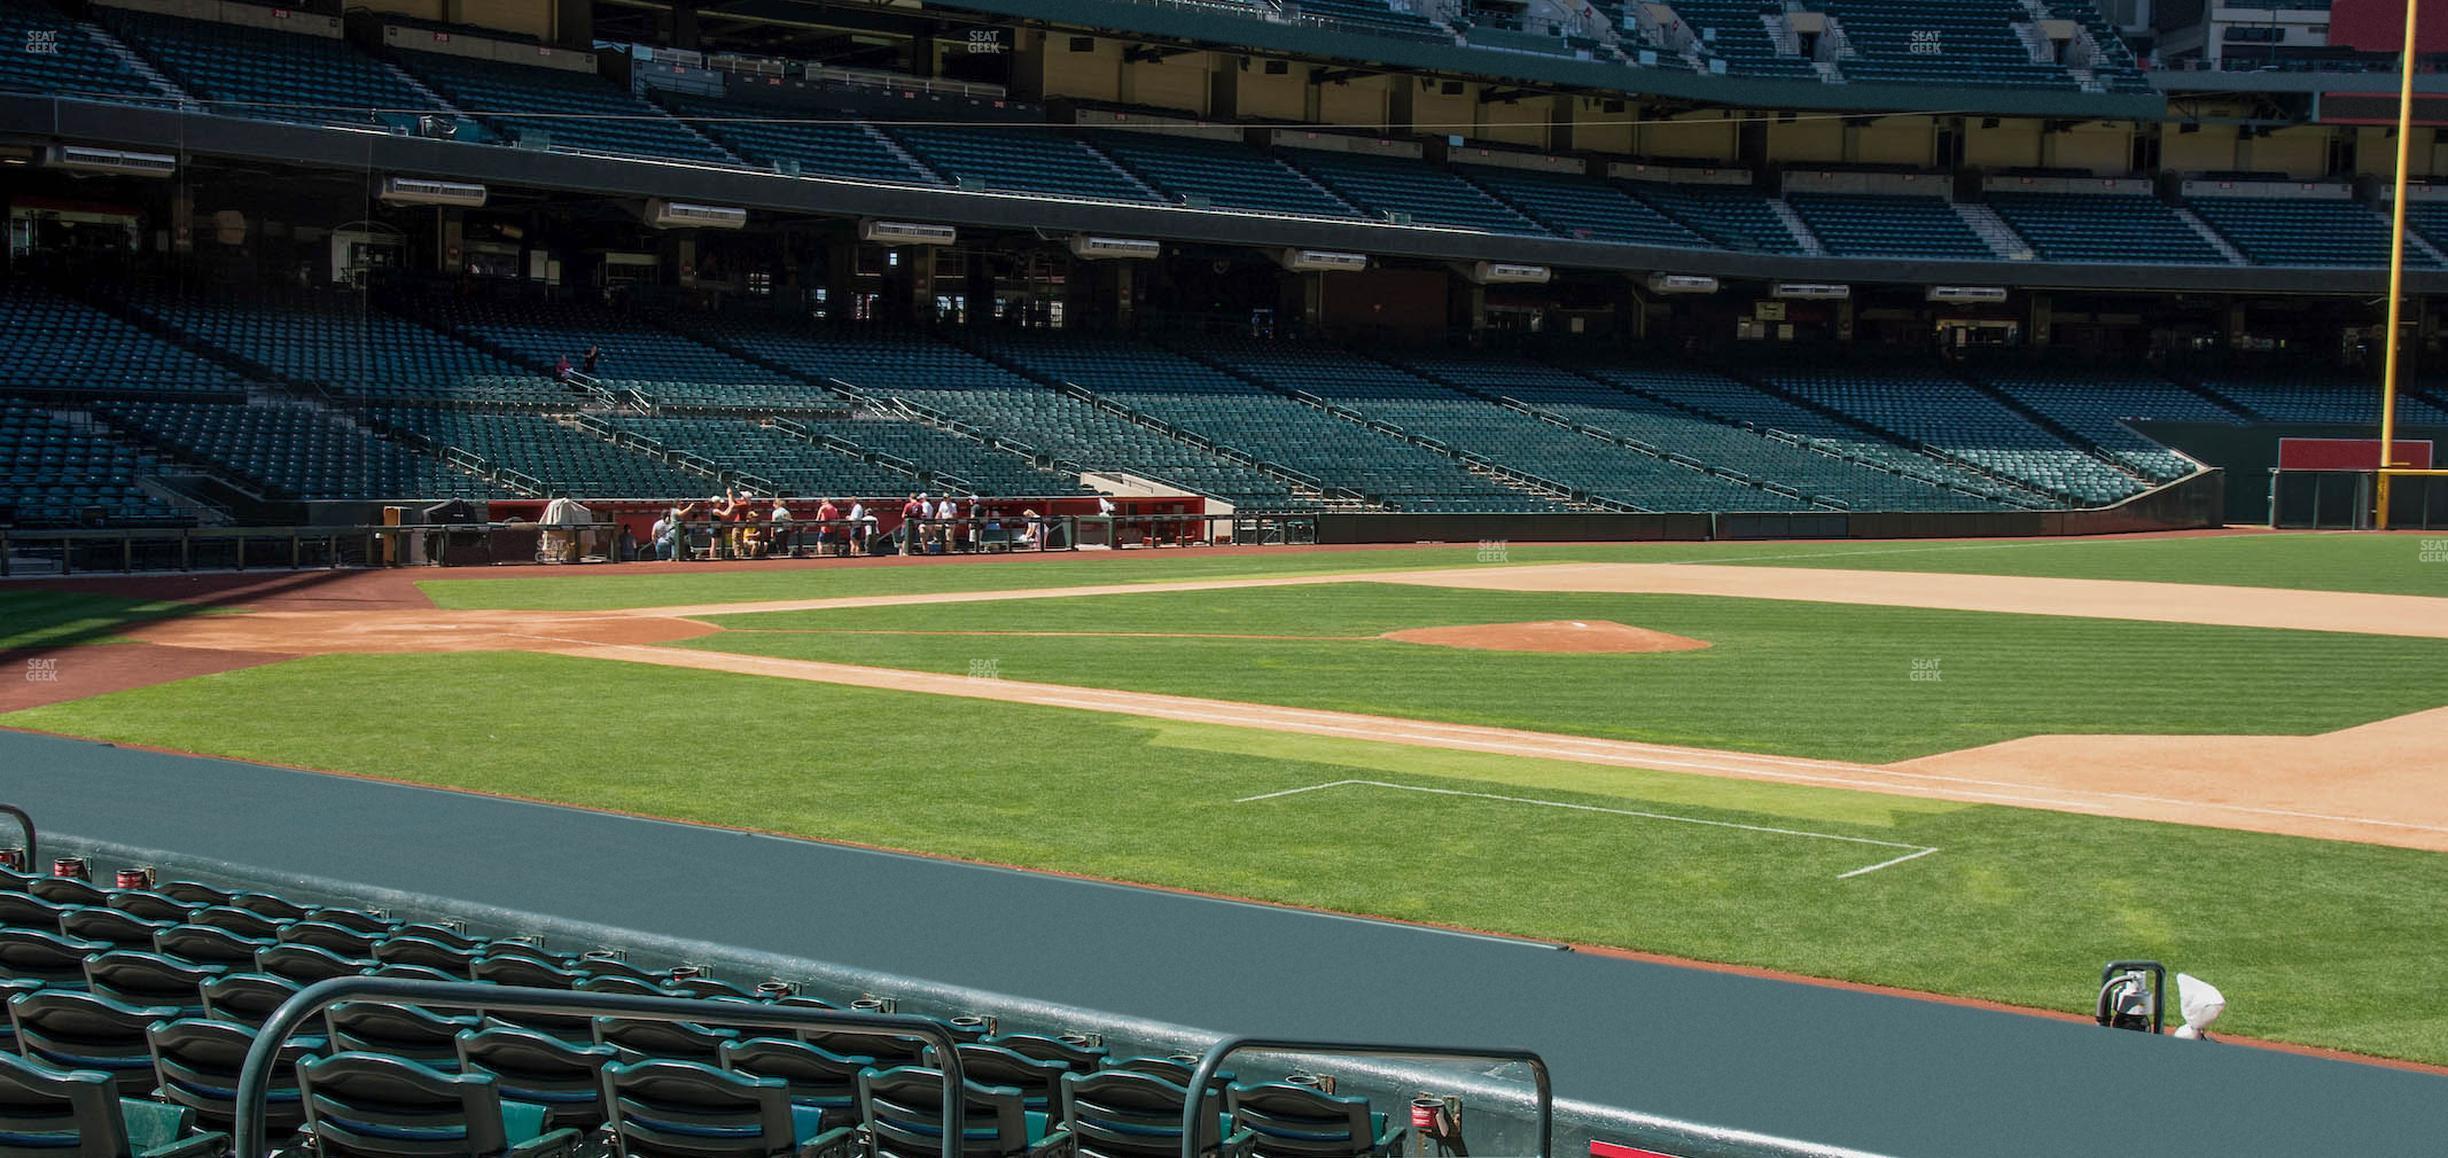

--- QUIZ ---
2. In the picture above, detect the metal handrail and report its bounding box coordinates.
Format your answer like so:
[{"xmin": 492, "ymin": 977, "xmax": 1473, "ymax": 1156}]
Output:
[
  {"xmin": 234, "ymin": 978, "xmax": 970, "ymax": 1158},
  {"xmin": 1178, "ymin": 1038, "xmax": 1550, "ymax": 1158},
  {"xmin": 0, "ymin": 805, "xmax": 33, "ymax": 870}
]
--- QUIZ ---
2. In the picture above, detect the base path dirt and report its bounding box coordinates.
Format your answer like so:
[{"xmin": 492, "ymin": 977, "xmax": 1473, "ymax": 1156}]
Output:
[
  {"xmin": 0, "ymin": 644, "xmax": 289, "ymax": 711},
  {"xmin": 1380, "ymin": 620, "xmax": 1710, "ymax": 653},
  {"xmin": 1379, "ymin": 563, "xmax": 2448, "ymax": 639},
  {"xmin": 124, "ymin": 610, "xmax": 718, "ymax": 654},
  {"xmin": 549, "ymin": 643, "xmax": 2448, "ymax": 853}
]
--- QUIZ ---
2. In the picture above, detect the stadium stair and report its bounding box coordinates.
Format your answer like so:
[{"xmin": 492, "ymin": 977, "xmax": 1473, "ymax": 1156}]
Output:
[{"xmin": 1953, "ymin": 203, "xmax": 2036, "ymax": 261}]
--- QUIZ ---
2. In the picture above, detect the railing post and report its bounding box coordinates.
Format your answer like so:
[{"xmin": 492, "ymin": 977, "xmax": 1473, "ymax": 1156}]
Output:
[{"xmin": 0, "ymin": 805, "xmax": 35, "ymax": 869}]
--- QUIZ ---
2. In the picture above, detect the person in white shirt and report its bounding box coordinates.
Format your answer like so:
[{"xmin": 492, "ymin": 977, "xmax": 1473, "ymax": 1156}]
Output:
[
  {"xmin": 769, "ymin": 498, "xmax": 794, "ymax": 557},
  {"xmin": 935, "ymin": 495, "xmax": 961, "ymax": 552},
  {"xmin": 846, "ymin": 500, "xmax": 869, "ymax": 554}
]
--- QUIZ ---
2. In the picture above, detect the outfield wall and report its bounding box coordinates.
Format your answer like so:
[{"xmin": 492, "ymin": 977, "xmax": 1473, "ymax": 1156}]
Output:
[{"xmin": 1314, "ymin": 471, "xmax": 2223, "ymax": 544}]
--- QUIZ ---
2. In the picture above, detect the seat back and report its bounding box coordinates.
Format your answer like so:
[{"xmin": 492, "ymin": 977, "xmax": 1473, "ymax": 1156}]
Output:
[
  {"xmin": 328, "ymin": 1003, "xmax": 482, "ymax": 1070},
  {"xmin": 857, "ymin": 1066, "xmax": 1033, "ymax": 1158},
  {"xmin": 26, "ymin": 880, "xmax": 107, "ymax": 908},
  {"xmin": 147, "ymin": 1016, "xmax": 315, "ymax": 1132},
  {"xmin": 153, "ymin": 925, "xmax": 268, "ymax": 967},
  {"xmin": 152, "ymin": 883, "xmax": 232, "ymax": 908},
  {"xmin": 456, "ymin": 1026, "xmax": 616, "ymax": 1132},
  {"xmin": 593, "ymin": 1017, "xmax": 737, "ymax": 1065},
  {"xmin": 83, "ymin": 951, "xmax": 223, "ymax": 1015},
  {"xmin": 8, "ymin": 990, "xmax": 181, "ymax": 1096},
  {"xmin": 944, "ymin": 1045, "xmax": 1065, "ymax": 1114},
  {"xmin": 280, "ymin": 921, "xmax": 382, "ymax": 958},
  {"xmin": 255, "ymin": 942, "xmax": 371, "ymax": 983},
  {"xmin": 373, "ymin": 937, "xmax": 478, "ymax": 978},
  {"xmin": 58, "ymin": 910, "xmax": 172, "ymax": 952},
  {"xmin": 187, "ymin": 906, "xmax": 288, "ymax": 941},
  {"xmin": 1225, "ymin": 1084, "xmax": 1384, "ymax": 1158},
  {"xmin": 104, "ymin": 892, "xmax": 199, "ymax": 924},
  {"xmin": 801, "ymin": 1028, "xmax": 925, "ymax": 1069},
  {"xmin": 718, "ymin": 1037, "xmax": 871, "ymax": 1132},
  {"xmin": 600, "ymin": 1058, "xmax": 801, "ymax": 1158},
  {"xmin": 1103, "ymin": 1058, "xmax": 1234, "ymax": 1101},
  {"xmin": 199, "ymin": 972, "xmax": 304, "ymax": 1029},
  {"xmin": 0, "ymin": 1051, "xmax": 135, "ymax": 1158},
  {"xmin": 1061, "ymin": 1071, "xmax": 1225, "ymax": 1158},
  {"xmin": 0, "ymin": 929, "xmax": 111, "ymax": 987},
  {"xmin": 985, "ymin": 1035, "xmax": 1105, "ymax": 1072},
  {"xmin": 297, "ymin": 1051, "xmax": 511, "ymax": 1158}
]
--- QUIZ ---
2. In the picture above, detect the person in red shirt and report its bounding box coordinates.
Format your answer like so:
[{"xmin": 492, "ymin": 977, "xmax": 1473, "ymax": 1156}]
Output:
[{"xmin": 815, "ymin": 497, "xmax": 841, "ymax": 556}]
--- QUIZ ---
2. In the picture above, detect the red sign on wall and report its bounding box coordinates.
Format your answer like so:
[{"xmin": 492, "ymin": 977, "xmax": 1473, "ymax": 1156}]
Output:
[
  {"xmin": 2327, "ymin": 0, "xmax": 2448, "ymax": 55},
  {"xmin": 2277, "ymin": 437, "xmax": 2436, "ymax": 471}
]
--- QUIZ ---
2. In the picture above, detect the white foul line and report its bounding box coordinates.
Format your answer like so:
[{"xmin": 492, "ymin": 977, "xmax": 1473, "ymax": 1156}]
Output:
[{"xmin": 1236, "ymin": 779, "xmax": 1940, "ymax": 880}]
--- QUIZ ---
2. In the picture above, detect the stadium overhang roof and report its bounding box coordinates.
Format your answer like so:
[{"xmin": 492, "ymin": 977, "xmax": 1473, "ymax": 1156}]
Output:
[{"xmin": 7, "ymin": 94, "xmax": 2422, "ymax": 297}]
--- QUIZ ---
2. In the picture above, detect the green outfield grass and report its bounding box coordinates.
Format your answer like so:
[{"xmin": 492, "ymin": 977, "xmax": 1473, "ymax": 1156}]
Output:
[
  {"xmin": 684, "ymin": 585, "xmax": 2448, "ymax": 763},
  {"xmin": 7, "ymin": 649, "xmax": 2444, "ymax": 1065},
  {"xmin": 415, "ymin": 532, "xmax": 2447, "ymax": 611},
  {"xmin": 0, "ymin": 590, "xmax": 206, "ymax": 651}
]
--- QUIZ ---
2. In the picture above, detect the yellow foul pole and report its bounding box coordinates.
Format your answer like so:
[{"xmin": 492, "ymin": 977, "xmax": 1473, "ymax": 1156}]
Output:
[{"xmin": 2379, "ymin": 0, "xmax": 2421, "ymax": 531}]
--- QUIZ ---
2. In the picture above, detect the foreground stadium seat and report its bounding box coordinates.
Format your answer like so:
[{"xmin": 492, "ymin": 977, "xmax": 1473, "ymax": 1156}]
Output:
[
  {"xmin": 198, "ymin": 972, "xmax": 305, "ymax": 1029},
  {"xmin": 455, "ymin": 1026, "xmax": 617, "ymax": 1133},
  {"xmin": 298, "ymin": 1051, "xmax": 579, "ymax": 1158},
  {"xmin": 857, "ymin": 1065, "xmax": 1065, "ymax": 1158},
  {"xmin": 8, "ymin": 990, "xmax": 183, "ymax": 1096},
  {"xmin": 82, "ymin": 952, "xmax": 223, "ymax": 1016},
  {"xmin": 0, "ymin": 929, "xmax": 111, "ymax": 988},
  {"xmin": 152, "ymin": 925, "xmax": 269, "ymax": 968},
  {"xmin": 60, "ymin": 911, "xmax": 175, "ymax": 952},
  {"xmin": 1102, "ymin": 1058, "xmax": 1234, "ymax": 1099},
  {"xmin": 0, "ymin": 1051, "xmax": 227, "ymax": 1158},
  {"xmin": 800, "ymin": 1028, "xmax": 925, "ymax": 1070},
  {"xmin": 105, "ymin": 893, "xmax": 200, "ymax": 924},
  {"xmin": 187, "ymin": 906, "xmax": 289, "ymax": 941},
  {"xmin": 373, "ymin": 936, "xmax": 481, "ymax": 978},
  {"xmin": 1225, "ymin": 1084, "xmax": 1402, "ymax": 1158},
  {"xmin": 592, "ymin": 1017, "xmax": 738, "ymax": 1065},
  {"xmin": 0, "ymin": 894, "xmax": 72, "ymax": 934},
  {"xmin": 936, "ymin": 1045, "xmax": 1066, "ymax": 1115},
  {"xmin": 717, "ymin": 1038, "xmax": 873, "ymax": 1133},
  {"xmin": 1061, "ymin": 1070, "xmax": 1248, "ymax": 1158},
  {"xmin": 328, "ymin": 1003, "xmax": 484, "ymax": 1071},
  {"xmin": 601, "ymin": 1058, "xmax": 853, "ymax": 1158},
  {"xmin": 151, "ymin": 884, "xmax": 232, "ymax": 909},
  {"xmin": 255, "ymin": 943, "xmax": 373, "ymax": 984},
  {"xmin": 282, "ymin": 922, "xmax": 385, "ymax": 959},
  {"xmin": 27, "ymin": 879, "xmax": 109, "ymax": 908},
  {"xmin": 147, "ymin": 1016, "xmax": 320, "ymax": 1134}
]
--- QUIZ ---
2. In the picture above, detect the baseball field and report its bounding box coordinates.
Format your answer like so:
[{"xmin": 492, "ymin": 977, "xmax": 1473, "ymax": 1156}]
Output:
[{"xmin": 5, "ymin": 531, "xmax": 2445, "ymax": 1065}]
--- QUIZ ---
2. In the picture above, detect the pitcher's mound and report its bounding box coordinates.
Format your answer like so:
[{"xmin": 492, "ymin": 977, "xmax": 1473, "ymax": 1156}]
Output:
[{"xmin": 1380, "ymin": 620, "xmax": 1711, "ymax": 654}]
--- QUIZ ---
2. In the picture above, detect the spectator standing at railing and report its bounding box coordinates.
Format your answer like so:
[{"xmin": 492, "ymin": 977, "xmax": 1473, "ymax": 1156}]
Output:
[
  {"xmin": 847, "ymin": 499, "xmax": 870, "ymax": 554},
  {"xmin": 554, "ymin": 353, "xmax": 573, "ymax": 382},
  {"xmin": 935, "ymin": 494, "xmax": 961, "ymax": 553},
  {"xmin": 817, "ymin": 497, "xmax": 842, "ymax": 555},
  {"xmin": 770, "ymin": 496, "xmax": 795, "ymax": 557},
  {"xmin": 582, "ymin": 345, "xmax": 602, "ymax": 377},
  {"xmin": 901, "ymin": 493, "xmax": 926, "ymax": 553}
]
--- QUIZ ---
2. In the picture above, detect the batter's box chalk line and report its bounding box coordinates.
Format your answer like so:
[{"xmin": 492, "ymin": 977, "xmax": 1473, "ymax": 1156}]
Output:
[{"xmin": 1236, "ymin": 779, "xmax": 1940, "ymax": 881}]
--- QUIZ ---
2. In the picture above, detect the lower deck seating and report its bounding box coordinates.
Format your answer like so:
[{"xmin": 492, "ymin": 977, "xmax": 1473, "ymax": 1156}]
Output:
[
  {"xmin": 995, "ymin": 334, "xmax": 1565, "ymax": 511},
  {"xmin": 0, "ymin": 402, "xmax": 188, "ymax": 526},
  {"xmin": 97, "ymin": 401, "xmax": 500, "ymax": 502},
  {"xmin": 1979, "ymin": 372, "xmax": 2240, "ymax": 479},
  {"xmin": 2191, "ymin": 375, "xmax": 2448, "ymax": 425},
  {"xmin": 0, "ymin": 285, "xmax": 248, "ymax": 400},
  {"xmin": 367, "ymin": 408, "xmax": 710, "ymax": 499},
  {"xmin": 1397, "ymin": 358, "xmax": 2002, "ymax": 511},
  {"xmin": 1765, "ymin": 371, "xmax": 2144, "ymax": 503}
]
